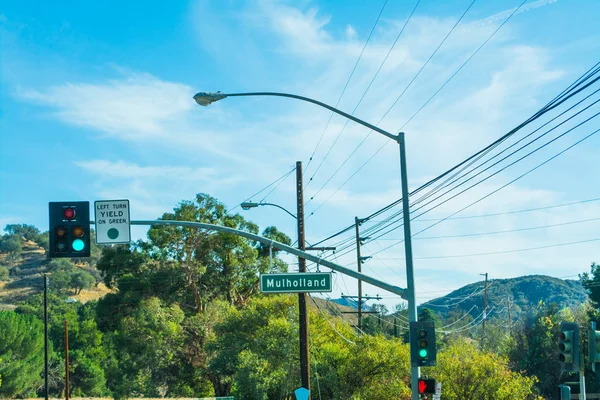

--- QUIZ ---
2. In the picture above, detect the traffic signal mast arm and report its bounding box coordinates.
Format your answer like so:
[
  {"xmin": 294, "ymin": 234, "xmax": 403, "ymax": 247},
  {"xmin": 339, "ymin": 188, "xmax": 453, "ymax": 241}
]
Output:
[{"xmin": 91, "ymin": 219, "xmax": 408, "ymax": 299}]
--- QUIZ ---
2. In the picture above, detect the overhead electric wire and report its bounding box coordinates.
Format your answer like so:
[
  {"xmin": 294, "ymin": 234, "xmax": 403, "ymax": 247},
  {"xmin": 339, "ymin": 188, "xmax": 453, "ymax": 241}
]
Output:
[
  {"xmin": 230, "ymin": 166, "xmax": 295, "ymax": 212},
  {"xmin": 304, "ymin": 0, "xmax": 389, "ymax": 178},
  {"xmin": 260, "ymin": 167, "xmax": 296, "ymax": 202},
  {"xmin": 363, "ymin": 64, "xmax": 600, "ymax": 237},
  {"xmin": 305, "ymin": 0, "xmax": 477, "ymax": 214},
  {"xmin": 306, "ymin": 0, "xmax": 526, "ymax": 219},
  {"xmin": 378, "ymin": 236, "xmax": 600, "ymax": 260},
  {"xmin": 398, "ymin": 0, "xmax": 528, "ymax": 131},
  {"xmin": 410, "ymin": 85, "xmax": 600, "ymax": 210},
  {"xmin": 311, "ymin": 60, "xmax": 600, "ymax": 250},
  {"xmin": 366, "ymin": 106, "xmax": 600, "ymax": 243},
  {"xmin": 371, "ymin": 124, "xmax": 600, "ymax": 256},
  {"xmin": 377, "ymin": 216, "xmax": 600, "ymax": 240},
  {"xmin": 337, "ymin": 70, "xmax": 600, "ymax": 248},
  {"xmin": 306, "ymin": 0, "xmax": 421, "ymax": 198}
]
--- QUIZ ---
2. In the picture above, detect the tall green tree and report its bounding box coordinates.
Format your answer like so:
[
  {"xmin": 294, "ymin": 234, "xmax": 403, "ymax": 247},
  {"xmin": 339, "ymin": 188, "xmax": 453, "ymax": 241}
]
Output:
[
  {"xmin": 0, "ymin": 311, "xmax": 44, "ymax": 398},
  {"xmin": 104, "ymin": 297, "xmax": 187, "ymax": 399},
  {"xmin": 431, "ymin": 339, "xmax": 541, "ymax": 400}
]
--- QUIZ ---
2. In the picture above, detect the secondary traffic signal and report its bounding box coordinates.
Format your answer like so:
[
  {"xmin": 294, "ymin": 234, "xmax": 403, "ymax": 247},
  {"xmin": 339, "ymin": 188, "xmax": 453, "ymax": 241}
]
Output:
[
  {"xmin": 559, "ymin": 321, "xmax": 579, "ymax": 373},
  {"xmin": 557, "ymin": 384, "xmax": 571, "ymax": 400},
  {"xmin": 590, "ymin": 321, "xmax": 600, "ymax": 372},
  {"xmin": 417, "ymin": 378, "xmax": 435, "ymax": 395},
  {"xmin": 48, "ymin": 202, "xmax": 90, "ymax": 258},
  {"xmin": 410, "ymin": 320, "xmax": 437, "ymax": 367}
]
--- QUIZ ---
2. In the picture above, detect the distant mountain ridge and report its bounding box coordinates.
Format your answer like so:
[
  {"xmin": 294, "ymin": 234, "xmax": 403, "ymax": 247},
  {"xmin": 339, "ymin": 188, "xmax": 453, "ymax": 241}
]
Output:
[
  {"xmin": 329, "ymin": 275, "xmax": 588, "ymax": 322},
  {"xmin": 419, "ymin": 274, "xmax": 587, "ymax": 321}
]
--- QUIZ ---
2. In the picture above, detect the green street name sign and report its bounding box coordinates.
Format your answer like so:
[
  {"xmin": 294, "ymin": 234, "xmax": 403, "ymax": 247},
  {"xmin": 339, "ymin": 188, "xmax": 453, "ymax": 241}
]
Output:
[{"xmin": 260, "ymin": 272, "xmax": 332, "ymax": 293}]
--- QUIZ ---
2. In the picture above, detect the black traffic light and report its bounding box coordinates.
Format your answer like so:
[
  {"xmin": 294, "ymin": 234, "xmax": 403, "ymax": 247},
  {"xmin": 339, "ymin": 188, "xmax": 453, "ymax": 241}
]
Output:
[
  {"xmin": 48, "ymin": 202, "xmax": 90, "ymax": 258},
  {"xmin": 410, "ymin": 320, "xmax": 437, "ymax": 367},
  {"xmin": 559, "ymin": 321, "xmax": 579, "ymax": 373},
  {"xmin": 417, "ymin": 378, "xmax": 436, "ymax": 395},
  {"xmin": 589, "ymin": 321, "xmax": 600, "ymax": 372}
]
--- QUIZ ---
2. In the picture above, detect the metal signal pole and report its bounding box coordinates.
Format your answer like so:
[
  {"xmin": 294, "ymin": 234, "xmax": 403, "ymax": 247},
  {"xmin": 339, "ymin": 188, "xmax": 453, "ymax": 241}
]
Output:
[{"xmin": 44, "ymin": 274, "xmax": 49, "ymax": 400}]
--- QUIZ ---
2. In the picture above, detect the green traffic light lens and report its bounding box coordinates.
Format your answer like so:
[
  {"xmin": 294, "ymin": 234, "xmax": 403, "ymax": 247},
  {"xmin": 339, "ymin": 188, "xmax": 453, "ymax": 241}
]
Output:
[
  {"xmin": 419, "ymin": 349, "xmax": 428, "ymax": 358},
  {"xmin": 72, "ymin": 238, "xmax": 85, "ymax": 252}
]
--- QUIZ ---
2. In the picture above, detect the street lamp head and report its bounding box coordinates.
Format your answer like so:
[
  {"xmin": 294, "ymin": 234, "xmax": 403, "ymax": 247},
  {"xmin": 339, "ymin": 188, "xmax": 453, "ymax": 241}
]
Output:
[
  {"xmin": 193, "ymin": 91, "xmax": 227, "ymax": 106},
  {"xmin": 240, "ymin": 201, "xmax": 260, "ymax": 210}
]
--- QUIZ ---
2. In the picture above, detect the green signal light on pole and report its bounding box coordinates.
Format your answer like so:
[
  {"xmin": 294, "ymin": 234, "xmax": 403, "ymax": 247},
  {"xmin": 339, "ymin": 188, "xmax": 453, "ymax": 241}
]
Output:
[
  {"xmin": 419, "ymin": 349, "xmax": 428, "ymax": 358},
  {"xmin": 72, "ymin": 239, "xmax": 85, "ymax": 252}
]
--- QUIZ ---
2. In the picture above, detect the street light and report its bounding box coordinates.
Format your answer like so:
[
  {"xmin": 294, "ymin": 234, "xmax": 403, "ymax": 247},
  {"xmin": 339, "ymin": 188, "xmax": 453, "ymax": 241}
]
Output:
[{"xmin": 194, "ymin": 90, "xmax": 420, "ymax": 400}]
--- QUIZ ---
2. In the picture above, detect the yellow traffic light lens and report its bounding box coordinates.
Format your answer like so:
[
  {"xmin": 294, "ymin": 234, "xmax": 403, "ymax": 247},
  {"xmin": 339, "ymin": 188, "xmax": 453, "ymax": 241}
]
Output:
[
  {"xmin": 72, "ymin": 226, "xmax": 85, "ymax": 238},
  {"xmin": 419, "ymin": 339, "xmax": 428, "ymax": 348},
  {"xmin": 55, "ymin": 226, "xmax": 67, "ymax": 237}
]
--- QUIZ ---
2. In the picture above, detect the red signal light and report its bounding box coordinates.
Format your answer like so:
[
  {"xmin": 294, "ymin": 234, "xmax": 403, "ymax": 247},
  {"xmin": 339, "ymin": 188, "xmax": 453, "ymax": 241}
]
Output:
[{"xmin": 63, "ymin": 208, "xmax": 76, "ymax": 220}]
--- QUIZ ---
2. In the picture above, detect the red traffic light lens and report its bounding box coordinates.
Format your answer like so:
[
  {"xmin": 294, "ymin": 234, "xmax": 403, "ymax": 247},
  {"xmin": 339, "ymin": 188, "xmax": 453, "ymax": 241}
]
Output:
[
  {"xmin": 72, "ymin": 226, "xmax": 85, "ymax": 238},
  {"xmin": 55, "ymin": 226, "xmax": 67, "ymax": 238},
  {"xmin": 63, "ymin": 208, "xmax": 76, "ymax": 220}
]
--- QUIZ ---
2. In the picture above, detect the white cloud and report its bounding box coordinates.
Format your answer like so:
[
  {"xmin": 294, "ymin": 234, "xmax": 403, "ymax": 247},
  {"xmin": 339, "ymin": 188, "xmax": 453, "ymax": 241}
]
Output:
[{"xmin": 19, "ymin": 73, "xmax": 194, "ymax": 138}]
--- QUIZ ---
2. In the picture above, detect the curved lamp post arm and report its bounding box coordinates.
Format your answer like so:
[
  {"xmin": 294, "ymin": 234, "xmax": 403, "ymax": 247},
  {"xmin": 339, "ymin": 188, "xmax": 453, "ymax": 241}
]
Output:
[
  {"xmin": 193, "ymin": 91, "xmax": 399, "ymax": 142},
  {"xmin": 259, "ymin": 202, "xmax": 297, "ymax": 220}
]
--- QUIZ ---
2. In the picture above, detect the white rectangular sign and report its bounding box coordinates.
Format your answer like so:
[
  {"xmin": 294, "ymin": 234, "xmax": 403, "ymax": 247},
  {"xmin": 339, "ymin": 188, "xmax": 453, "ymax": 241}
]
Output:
[
  {"xmin": 432, "ymin": 382, "xmax": 442, "ymax": 400},
  {"xmin": 94, "ymin": 199, "xmax": 131, "ymax": 245}
]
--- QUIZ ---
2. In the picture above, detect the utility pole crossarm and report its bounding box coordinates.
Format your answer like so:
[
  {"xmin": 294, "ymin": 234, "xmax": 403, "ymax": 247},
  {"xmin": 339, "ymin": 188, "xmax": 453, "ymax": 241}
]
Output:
[{"xmin": 116, "ymin": 220, "xmax": 408, "ymax": 299}]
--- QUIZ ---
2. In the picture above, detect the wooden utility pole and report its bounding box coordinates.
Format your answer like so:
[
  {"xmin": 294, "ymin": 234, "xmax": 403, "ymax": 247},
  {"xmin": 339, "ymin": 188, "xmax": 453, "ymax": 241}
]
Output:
[
  {"xmin": 296, "ymin": 161, "xmax": 310, "ymax": 394},
  {"xmin": 355, "ymin": 217, "xmax": 363, "ymax": 332}
]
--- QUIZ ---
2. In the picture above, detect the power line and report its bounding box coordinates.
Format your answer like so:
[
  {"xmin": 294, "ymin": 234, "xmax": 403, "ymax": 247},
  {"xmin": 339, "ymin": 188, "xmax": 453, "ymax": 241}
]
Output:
[
  {"xmin": 378, "ymin": 237, "xmax": 600, "ymax": 260},
  {"xmin": 311, "ymin": 60, "xmax": 600, "ymax": 257},
  {"xmin": 372, "ymin": 125, "xmax": 600, "ymax": 256},
  {"xmin": 229, "ymin": 166, "xmax": 295, "ymax": 212},
  {"xmin": 306, "ymin": 0, "xmax": 421, "ymax": 198},
  {"xmin": 377, "ymin": 216, "xmax": 600, "ymax": 241},
  {"xmin": 304, "ymin": 0, "xmax": 389, "ymax": 177},
  {"xmin": 398, "ymin": 0, "xmax": 528, "ymax": 131},
  {"xmin": 366, "ymin": 107, "xmax": 600, "ymax": 250},
  {"xmin": 353, "ymin": 70, "xmax": 600, "ymax": 245},
  {"xmin": 305, "ymin": 0, "xmax": 527, "ymax": 219},
  {"xmin": 260, "ymin": 167, "xmax": 296, "ymax": 202}
]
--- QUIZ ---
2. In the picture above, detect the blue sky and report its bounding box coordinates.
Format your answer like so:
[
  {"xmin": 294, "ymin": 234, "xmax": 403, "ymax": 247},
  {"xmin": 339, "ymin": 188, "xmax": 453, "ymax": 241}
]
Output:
[{"xmin": 1, "ymin": 0, "xmax": 599, "ymax": 309}]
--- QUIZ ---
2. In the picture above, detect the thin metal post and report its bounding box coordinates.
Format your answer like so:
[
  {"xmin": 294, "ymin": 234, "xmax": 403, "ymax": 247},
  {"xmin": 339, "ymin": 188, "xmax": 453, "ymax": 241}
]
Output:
[
  {"xmin": 296, "ymin": 161, "xmax": 310, "ymax": 394},
  {"xmin": 65, "ymin": 319, "xmax": 70, "ymax": 400},
  {"xmin": 580, "ymin": 346, "xmax": 587, "ymax": 400},
  {"xmin": 507, "ymin": 295, "xmax": 511, "ymax": 334},
  {"xmin": 482, "ymin": 273, "xmax": 488, "ymax": 346},
  {"xmin": 398, "ymin": 132, "xmax": 420, "ymax": 400},
  {"xmin": 355, "ymin": 217, "xmax": 363, "ymax": 332},
  {"xmin": 44, "ymin": 274, "xmax": 49, "ymax": 400}
]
